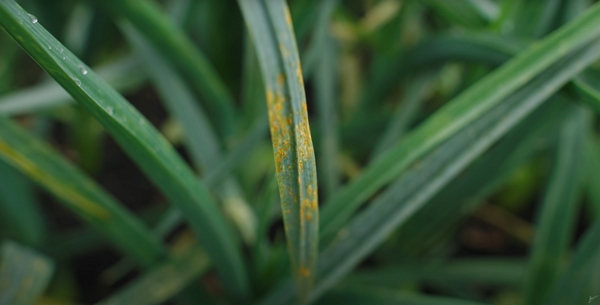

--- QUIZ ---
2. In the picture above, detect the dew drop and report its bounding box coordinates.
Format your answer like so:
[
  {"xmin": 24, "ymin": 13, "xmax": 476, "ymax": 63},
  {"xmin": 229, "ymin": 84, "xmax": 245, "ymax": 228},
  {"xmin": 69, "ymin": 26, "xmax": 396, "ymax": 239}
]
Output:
[
  {"xmin": 79, "ymin": 65, "xmax": 88, "ymax": 75},
  {"xmin": 106, "ymin": 106, "xmax": 114, "ymax": 115},
  {"xmin": 28, "ymin": 14, "xmax": 37, "ymax": 24},
  {"xmin": 62, "ymin": 56, "xmax": 66, "ymax": 60},
  {"xmin": 48, "ymin": 46, "xmax": 51, "ymax": 50},
  {"xmin": 72, "ymin": 77, "xmax": 81, "ymax": 86}
]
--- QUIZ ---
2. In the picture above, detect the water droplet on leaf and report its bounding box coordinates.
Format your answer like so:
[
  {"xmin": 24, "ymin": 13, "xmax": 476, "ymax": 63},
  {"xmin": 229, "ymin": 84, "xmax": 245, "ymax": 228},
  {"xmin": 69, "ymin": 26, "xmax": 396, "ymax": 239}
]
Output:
[
  {"xmin": 28, "ymin": 14, "xmax": 37, "ymax": 24},
  {"xmin": 79, "ymin": 65, "xmax": 88, "ymax": 75},
  {"xmin": 106, "ymin": 106, "xmax": 114, "ymax": 115},
  {"xmin": 72, "ymin": 77, "xmax": 81, "ymax": 86}
]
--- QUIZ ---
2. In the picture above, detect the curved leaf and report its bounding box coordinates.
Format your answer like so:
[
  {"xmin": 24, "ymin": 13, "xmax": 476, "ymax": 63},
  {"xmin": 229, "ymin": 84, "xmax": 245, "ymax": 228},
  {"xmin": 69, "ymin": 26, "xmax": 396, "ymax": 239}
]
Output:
[
  {"xmin": 0, "ymin": 1, "xmax": 249, "ymax": 298},
  {"xmin": 95, "ymin": 0, "xmax": 237, "ymax": 138},
  {"xmin": 0, "ymin": 241, "xmax": 54, "ymax": 305},
  {"xmin": 0, "ymin": 159, "xmax": 45, "ymax": 246},
  {"xmin": 238, "ymin": 0, "xmax": 319, "ymax": 301},
  {"xmin": 320, "ymin": 4, "xmax": 600, "ymax": 241},
  {"xmin": 261, "ymin": 32, "xmax": 600, "ymax": 305},
  {"xmin": 523, "ymin": 106, "xmax": 590, "ymax": 305},
  {"xmin": 0, "ymin": 55, "xmax": 145, "ymax": 115},
  {"xmin": 0, "ymin": 116, "xmax": 166, "ymax": 266}
]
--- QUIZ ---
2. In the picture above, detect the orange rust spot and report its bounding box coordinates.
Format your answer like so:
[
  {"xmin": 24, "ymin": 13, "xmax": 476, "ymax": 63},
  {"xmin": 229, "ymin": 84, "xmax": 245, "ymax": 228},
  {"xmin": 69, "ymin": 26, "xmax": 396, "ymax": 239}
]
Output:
[
  {"xmin": 279, "ymin": 43, "xmax": 290, "ymax": 58},
  {"xmin": 284, "ymin": 6, "xmax": 293, "ymax": 26},
  {"xmin": 307, "ymin": 185, "xmax": 315, "ymax": 198},
  {"xmin": 266, "ymin": 89, "xmax": 274, "ymax": 104},
  {"xmin": 298, "ymin": 266, "xmax": 311, "ymax": 277},
  {"xmin": 285, "ymin": 209, "xmax": 291, "ymax": 215},
  {"xmin": 305, "ymin": 212, "xmax": 312, "ymax": 221},
  {"xmin": 278, "ymin": 73, "xmax": 285, "ymax": 86},
  {"xmin": 296, "ymin": 64, "xmax": 304, "ymax": 86}
]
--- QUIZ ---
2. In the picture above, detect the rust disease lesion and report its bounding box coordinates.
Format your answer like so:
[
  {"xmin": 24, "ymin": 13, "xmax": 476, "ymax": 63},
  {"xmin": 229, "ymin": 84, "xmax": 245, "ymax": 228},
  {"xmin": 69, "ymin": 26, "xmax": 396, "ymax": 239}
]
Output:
[
  {"xmin": 257, "ymin": 3, "xmax": 320, "ymax": 298},
  {"xmin": 298, "ymin": 266, "xmax": 311, "ymax": 277},
  {"xmin": 283, "ymin": 5, "xmax": 293, "ymax": 28}
]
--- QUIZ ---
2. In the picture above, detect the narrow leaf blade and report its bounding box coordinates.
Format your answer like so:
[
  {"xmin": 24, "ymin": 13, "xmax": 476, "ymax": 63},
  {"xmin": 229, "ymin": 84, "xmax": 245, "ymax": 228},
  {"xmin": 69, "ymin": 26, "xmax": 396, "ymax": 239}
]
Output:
[
  {"xmin": 0, "ymin": 1, "xmax": 249, "ymax": 297},
  {"xmin": 238, "ymin": 0, "xmax": 319, "ymax": 300}
]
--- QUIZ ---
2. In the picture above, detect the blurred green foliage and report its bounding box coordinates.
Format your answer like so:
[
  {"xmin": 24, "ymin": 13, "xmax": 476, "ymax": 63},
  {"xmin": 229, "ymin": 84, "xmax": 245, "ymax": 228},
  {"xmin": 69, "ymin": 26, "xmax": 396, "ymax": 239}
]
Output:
[{"xmin": 1, "ymin": 0, "xmax": 600, "ymax": 304}]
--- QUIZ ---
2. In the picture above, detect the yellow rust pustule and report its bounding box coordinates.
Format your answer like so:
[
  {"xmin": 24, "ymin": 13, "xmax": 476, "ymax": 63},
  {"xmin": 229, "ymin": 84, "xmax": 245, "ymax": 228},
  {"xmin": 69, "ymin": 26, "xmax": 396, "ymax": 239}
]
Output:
[
  {"xmin": 284, "ymin": 5, "xmax": 293, "ymax": 27},
  {"xmin": 298, "ymin": 266, "xmax": 311, "ymax": 277}
]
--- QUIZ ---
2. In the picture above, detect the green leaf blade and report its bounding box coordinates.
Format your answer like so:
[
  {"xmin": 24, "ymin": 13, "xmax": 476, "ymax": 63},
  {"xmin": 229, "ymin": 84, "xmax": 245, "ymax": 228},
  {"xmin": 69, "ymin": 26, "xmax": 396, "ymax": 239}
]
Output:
[
  {"xmin": 0, "ymin": 241, "xmax": 55, "ymax": 305},
  {"xmin": 0, "ymin": 1, "xmax": 250, "ymax": 298},
  {"xmin": 0, "ymin": 159, "xmax": 46, "ymax": 246},
  {"xmin": 320, "ymin": 3, "xmax": 600, "ymax": 241},
  {"xmin": 262, "ymin": 31, "xmax": 600, "ymax": 304},
  {"xmin": 523, "ymin": 106, "xmax": 590, "ymax": 305},
  {"xmin": 238, "ymin": 0, "xmax": 319, "ymax": 301},
  {"xmin": 0, "ymin": 117, "xmax": 167, "ymax": 267},
  {"xmin": 96, "ymin": 0, "xmax": 237, "ymax": 138},
  {"xmin": 98, "ymin": 243, "xmax": 210, "ymax": 305}
]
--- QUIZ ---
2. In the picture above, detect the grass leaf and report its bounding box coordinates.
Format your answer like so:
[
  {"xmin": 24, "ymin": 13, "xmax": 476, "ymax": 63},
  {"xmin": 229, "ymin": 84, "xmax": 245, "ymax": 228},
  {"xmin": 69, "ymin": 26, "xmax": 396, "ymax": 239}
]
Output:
[
  {"xmin": 345, "ymin": 258, "xmax": 526, "ymax": 289},
  {"xmin": 0, "ymin": 116, "xmax": 166, "ymax": 266},
  {"xmin": 98, "ymin": 243, "xmax": 210, "ymax": 305},
  {"xmin": 548, "ymin": 220, "xmax": 600, "ymax": 304},
  {"xmin": 523, "ymin": 105, "xmax": 590, "ymax": 305},
  {"xmin": 418, "ymin": 0, "xmax": 499, "ymax": 27},
  {"xmin": 238, "ymin": 0, "xmax": 319, "ymax": 301},
  {"xmin": 317, "ymin": 286, "xmax": 489, "ymax": 305},
  {"xmin": 0, "ymin": 55, "xmax": 145, "ymax": 115},
  {"xmin": 320, "ymin": 4, "xmax": 600, "ymax": 241},
  {"xmin": 0, "ymin": 159, "xmax": 45, "ymax": 246},
  {"xmin": 585, "ymin": 135, "xmax": 600, "ymax": 218},
  {"xmin": 0, "ymin": 1, "xmax": 250, "ymax": 298},
  {"xmin": 262, "ymin": 32, "xmax": 600, "ymax": 304},
  {"xmin": 95, "ymin": 0, "xmax": 237, "ymax": 138},
  {"xmin": 121, "ymin": 22, "xmax": 258, "ymax": 245},
  {"xmin": 0, "ymin": 241, "xmax": 55, "ymax": 305},
  {"xmin": 314, "ymin": 36, "xmax": 341, "ymax": 199}
]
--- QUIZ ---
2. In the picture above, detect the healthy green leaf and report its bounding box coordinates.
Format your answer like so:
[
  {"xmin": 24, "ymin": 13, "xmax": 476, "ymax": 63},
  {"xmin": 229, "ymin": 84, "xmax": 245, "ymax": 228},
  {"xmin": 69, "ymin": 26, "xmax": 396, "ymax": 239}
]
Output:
[
  {"xmin": 418, "ymin": 0, "xmax": 499, "ymax": 27},
  {"xmin": 344, "ymin": 258, "xmax": 527, "ymax": 289},
  {"xmin": 314, "ymin": 36, "xmax": 341, "ymax": 199},
  {"xmin": 320, "ymin": 4, "xmax": 600, "ymax": 242},
  {"xmin": 359, "ymin": 31, "xmax": 523, "ymax": 112},
  {"xmin": 95, "ymin": 0, "xmax": 237, "ymax": 138},
  {"xmin": 571, "ymin": 71, "xmax": 600, "ymax": 113},
  {"xmin": 317, "ymin": 286, "xmax": 489, "ymax": 305},
  {"xmin": 98, "ymin": 243, "xmax": 210, "ymax": 305},
  {"xmin": 0, "ymin": 55, "xmax": 145, "ymax": 115},
  {"xmin": 0, "ymin": 1, "xmax": 249, "ymax": 298},
  {"xmin": 506, "ymin": 0, "xmax": 563, "ymax": 39},
  {"xmin": 585, "ymin": 135, "xmax": 600, "ymax": 218},
  {"xmin": 300, "ymin": 0, "xmax": 340, "ymax": 78},
  {"xmin": 121, "ymin": 23, "xmax": 257, "ymax": 245},
  {"xmin": 0, "ymin": 241, "xmax": 55, "ymax": 305},
  {"xmin": 394, "ymin": 94, "xmax": 564, "ymax": 256},
  {"xmin": 0, "ymin": 116, "xmax": 166, "ymax": 266},
  {"xmin": 0, "ymin": 159, "xmax": 45, "ymax": 246},
  {"xmin": 523, "ymin": 105, "xmax": 590, "ymax": 305},
  {"xmin": 371, "ymin": 73, "xmax": 433, "ymax": 158},
  {"xmin": 547, "ymin": 220, "xmax": 600, "ymax": 305}
]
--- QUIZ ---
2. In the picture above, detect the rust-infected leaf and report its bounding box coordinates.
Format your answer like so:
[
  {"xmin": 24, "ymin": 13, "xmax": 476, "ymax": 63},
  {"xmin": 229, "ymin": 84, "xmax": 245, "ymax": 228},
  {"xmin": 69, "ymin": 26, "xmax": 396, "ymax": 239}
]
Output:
[{"xmin": 238, "ymin": 0, "xmax": 319, "ymax": 302}]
